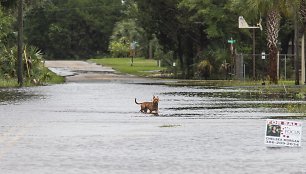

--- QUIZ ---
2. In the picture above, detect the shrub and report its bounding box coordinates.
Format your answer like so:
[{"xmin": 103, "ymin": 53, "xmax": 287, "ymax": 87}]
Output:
[
  {"xmin": 197, "ymin": 60, "xmax": 213, "ymax": 80},
  {"xmin": 108, "ymin": 38, "xmax": 130, "ymax": 57},
  {"xmin": 0, "ymin": 44, "xmax": 50, "ymax": 85}
]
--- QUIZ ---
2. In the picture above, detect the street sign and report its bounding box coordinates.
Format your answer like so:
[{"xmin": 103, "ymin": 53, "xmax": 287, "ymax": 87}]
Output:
[{"xmin": 227, "ymin": 40, "xmax": 236, "ymax": 44}]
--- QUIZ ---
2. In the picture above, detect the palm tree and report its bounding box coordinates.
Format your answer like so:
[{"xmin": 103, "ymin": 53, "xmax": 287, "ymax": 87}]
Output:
[
  {"xmin": 266, "ymin": 8, "xmax": 281, "ymax": 84},
  {"xmin": 244, "ymin": 0, "xmax": 306, "ymax": 84},
  {"xmin": 245, "ymin": 0, "xmax": 284, "ymax": 84},
  {"xmin": 301, "ymin": 0, "xmax": 306, "ymax": 20}
]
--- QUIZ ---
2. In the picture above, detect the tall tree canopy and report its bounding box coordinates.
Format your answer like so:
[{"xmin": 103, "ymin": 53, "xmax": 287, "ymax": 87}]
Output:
[
  {"xmin": 134, "ymin": 0, "xmax": 244, "ymax": 78},
  {"xmin": 1, "ymin": 0, "xmax": 304, "ymax": 81},
  {"xmin": 24, "ymin": 0, "xmax": 123, "ymax": 59}
]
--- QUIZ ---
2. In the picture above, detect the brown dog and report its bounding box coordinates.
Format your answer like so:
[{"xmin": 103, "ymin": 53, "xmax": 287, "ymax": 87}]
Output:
[{"xmin": 135, "ymin": 96, "xmax": 159, "ymax": 114}]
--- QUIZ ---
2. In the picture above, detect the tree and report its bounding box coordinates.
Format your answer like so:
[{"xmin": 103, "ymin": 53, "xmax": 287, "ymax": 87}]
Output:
[
  {"xmin": 24, "ymin": 0, "xmax": 123, "ymax": 59},
  {"xmin": 135, "ymin": 0, "xmax": 245, "ymax": 79},
  {"xmin": 134, "ymin": 0, "xmax": 201, "ymax": 78},
  {"xmin": 109, "ymin": 19, "xmax": 146, "ymax": 57},
  {"xmin": 0, "ymin": 0, "xmax": 17, "ymax": 9},
  {"xmin": 242, "ymin": 0, "xmax": 287, "ymax": 84},
  {"xmin": 179, "ymin": 0, "xmax": 240, "ymax": 79},
  {"xmin": 0, "ymin": 7, "xmax": 14, "ymax": 45},
  {"xmin": 0, "ymin": 0, "xmax": 61, "ymax": 84}
]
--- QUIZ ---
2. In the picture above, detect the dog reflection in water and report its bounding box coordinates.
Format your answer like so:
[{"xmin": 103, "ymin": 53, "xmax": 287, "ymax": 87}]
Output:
[{"xmin": 135, "ymin": 96, "xmax": 159, "ymax": 115}]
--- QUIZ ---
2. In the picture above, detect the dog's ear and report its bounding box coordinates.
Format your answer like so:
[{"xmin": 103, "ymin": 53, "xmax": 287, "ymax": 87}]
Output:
[{"xmin": 153, "ymin": 95, "xmax": 155, "ymax": 99}]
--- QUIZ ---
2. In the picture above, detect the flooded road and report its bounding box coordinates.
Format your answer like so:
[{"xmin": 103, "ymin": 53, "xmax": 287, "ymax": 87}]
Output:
[{"xmin": 0, "ymin": 61, "xmax": 306, "ymax": 174}]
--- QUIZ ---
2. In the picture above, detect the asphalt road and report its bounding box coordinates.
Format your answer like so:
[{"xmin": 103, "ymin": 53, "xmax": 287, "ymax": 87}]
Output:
[{"xmin": 0, "ymin": 61, "xmax": 305, "ymax": 174}]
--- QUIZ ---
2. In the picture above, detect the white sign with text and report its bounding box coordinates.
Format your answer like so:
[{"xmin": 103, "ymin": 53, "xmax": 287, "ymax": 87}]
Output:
[{"xmin": 265, "ymin": 119, "xmax": 302, "ymax": 147}]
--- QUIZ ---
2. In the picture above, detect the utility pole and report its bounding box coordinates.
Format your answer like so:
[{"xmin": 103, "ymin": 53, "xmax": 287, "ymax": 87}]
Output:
[
  {"xmin": 294, "ymin": 7, "xmax": 299, "ymax": 85},
  {"xmin": 17, "ymin": 0, "xmax": 24, "ymax": 86},
  {"xmin": 252, "ymin": 28, "xmax": 256, "ymax": 80}
]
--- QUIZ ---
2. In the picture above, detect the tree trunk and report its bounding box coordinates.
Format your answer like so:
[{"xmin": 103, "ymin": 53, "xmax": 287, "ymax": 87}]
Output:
[
  {"xmin": 185, "ymin": 36, "xmax": 194, "ymax": 79},
  {"xmin": 177, "ymin": 32, "xmax": 184, "ymax": 77},
  {"xmin": 268, "ymin": 46, "xmax": 278, "ymax": 84},
  {"xmin": 266, "ymin": 9, "xmax": 280, "ymax": 84},
  {"xmin": 17, "ymin": 0, "xmax": 24, "ymax": 86},
  {"xmin": 294, "ymin": 10, "xmax": 300, "ymax": 85},
  {"xmin": 148, "ymin": 40, "xmax": 153, "ymax": 59},
  {"xmin": 300, "ymin": 0, "xmax": 306, "ymax": 84}
]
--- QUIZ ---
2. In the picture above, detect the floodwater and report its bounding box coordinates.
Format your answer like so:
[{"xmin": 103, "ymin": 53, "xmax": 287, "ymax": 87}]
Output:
[{"xmin": 1, "ymin": 62, "xmax": 306, "ymax": 174}]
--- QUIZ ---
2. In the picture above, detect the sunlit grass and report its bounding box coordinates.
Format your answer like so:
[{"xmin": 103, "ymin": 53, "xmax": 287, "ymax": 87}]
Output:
[{"xmin": 90, "ymin": 57, "xmax": 165, "ymax": 76}]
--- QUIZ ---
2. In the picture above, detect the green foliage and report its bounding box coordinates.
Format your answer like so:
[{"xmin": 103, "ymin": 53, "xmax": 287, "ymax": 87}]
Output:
[
  {"xmin": 133, "ymin": 0, "xmax": 249, "ymax": 79},
  {"xmin": 0, "ymin": 45, "xmax": 17, "ymax": 78},
  {"xmin": 0, "ymin": 77, "xmax": 18, "ymax": 87},
  {"xmin": 0, "ymin": 0, "xmax": 17, "ymax": 9},
  {"xmin": 111, "ymin": 19, "xmax": 144, "ymax": 43},
  {"xmin": 23, "ymin": 45, "xmax": 44, "ymax": 81},
  {"xmin": 1, "ymin": 0, "xmax": 301, "ymax": 82},
  {"xmin": 0, "ymin": 43, "xmax": 62, "ymax": 85},
  {"xmin": 24, "ymin": 0, "xmax": 123, "ymax": 59},
  {"xmin": 109, "ymin": 38, "xmax": 130, "ymax": 57},
  {"xmin": 0, "ymin": 7, "xmax": 14, "ymax": 46},
  {"xmin": 109, "ymin": 19, "xmax": 145, "ymax": 57},
  {"xmin": 287, "ymin": 104, "xmax": 306, "ymax": 115},
  {"xmin": 179, "ymin": 0, "xmax": 234, "ymax": 39},
  {"xmin": 196, "ymin": 60, "xmax": 213, "ymax": 80},
  {"xmin": 0, "ymin": 2, "xmax": 64, "ymax": 87}
]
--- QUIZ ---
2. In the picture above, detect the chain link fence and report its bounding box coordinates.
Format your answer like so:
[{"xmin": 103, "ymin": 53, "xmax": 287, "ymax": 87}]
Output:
[{"xmin": 235, "ymin": 53, "xmax": 296, "ymax": 81}]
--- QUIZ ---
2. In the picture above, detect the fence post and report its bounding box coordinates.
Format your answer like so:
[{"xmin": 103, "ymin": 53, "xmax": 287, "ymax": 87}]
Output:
[
  {"xmin": 244, "ymin": 64, "xmax": 247, "ymax": 81},
  {"xmin": 302, "ymin": 34, "xmax": 305, "ymax": 84},
  {"xmin": 284, "ymin": 55, "xmax": 287, "ymax": 80},
  {"xmin": 236, "ymin": 53, "xmax": 244, "ymax": 81},
  {"xmin": 277, "ymin": 52, "xmax": 280, "ymax": 80}
]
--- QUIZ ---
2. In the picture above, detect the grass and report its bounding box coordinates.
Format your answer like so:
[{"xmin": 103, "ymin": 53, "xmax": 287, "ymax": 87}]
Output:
[
  {"xmin": 90, "ymin": 57, "xmax": 165, "ymax": 76},
  {"xmin": 165, "ymin": 79, "xmax": 299, "ymax": 87},
  {"xmin": 0, "ymin": 68, "xmax": 65, "ymax": 88},
  {"xmin": 42, "ymin": 67, "xmax": 65, "ymax": 85},
  {"xmin": 159, "ymin": 124, "xmax": 181, "ymax": 128},
  {"xmin": 0, "ymin": 78, "xmax": 19, "ymax": 87}
]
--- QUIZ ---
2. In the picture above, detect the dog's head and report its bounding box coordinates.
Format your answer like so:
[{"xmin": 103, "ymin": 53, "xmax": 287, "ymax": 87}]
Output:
[{"xmin": 152, "ymin": 96, "xmax": 159, "ymax": 105}]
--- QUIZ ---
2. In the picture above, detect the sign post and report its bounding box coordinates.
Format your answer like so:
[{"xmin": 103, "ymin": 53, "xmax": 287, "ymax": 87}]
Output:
[
  {"xmin": 265, "ymin": 119, "xmax": 302, "ymax": 147},
  {"xmin": 130, "ymin": 41, "xmax": 137, "ymax": 66},
  {"xmin": 238, "ymin": 16, "xmax": 262, "ymax": 80},
  {"xmin": 228, "ymin": 38, "xmax": 236, "ymax": 55}
]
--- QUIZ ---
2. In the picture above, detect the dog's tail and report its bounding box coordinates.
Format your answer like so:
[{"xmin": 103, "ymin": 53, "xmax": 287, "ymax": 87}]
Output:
[{"xmin": 135, "ymin": 98, "xmax": 142, "ymax": 105}]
